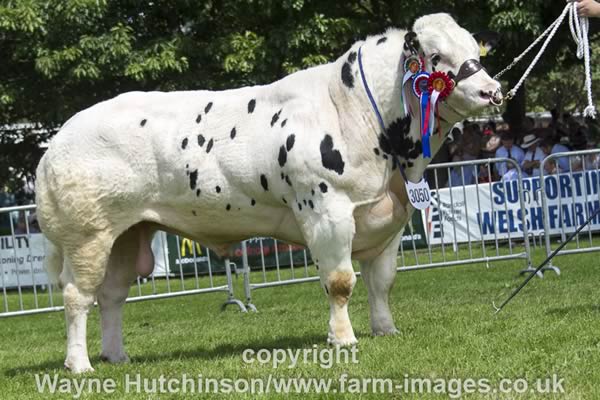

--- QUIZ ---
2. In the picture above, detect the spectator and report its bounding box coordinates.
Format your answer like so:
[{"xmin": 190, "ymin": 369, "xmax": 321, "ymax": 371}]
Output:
[
  {"xmin": 448, "ymin": 123, "xmax": 479, "ymax": 187},
  {"xmin": 540, "ymin": 139, "xmax": 570, "ymax": 173},
  {"xmin": 521, "ymin": 133, "xmax": 545, "ymax": 177},
  {"xmin": 495, "ymin": 130, "xmax": 525, "ymax": 177},
  {"xmin": 483, "ymin": 120, "xmax": 496, "ymax": 136}
]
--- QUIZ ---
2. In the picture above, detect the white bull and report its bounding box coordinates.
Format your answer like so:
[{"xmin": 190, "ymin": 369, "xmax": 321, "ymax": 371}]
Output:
[{"xmin": 36, "ymin": 13, "xmax": 501, "ymax": 373}]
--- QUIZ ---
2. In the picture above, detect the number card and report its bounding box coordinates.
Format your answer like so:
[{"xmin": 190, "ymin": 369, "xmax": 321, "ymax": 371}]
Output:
[{"xmin": 405, "ymin": 178, "xmax": 431, "ymax": 210}]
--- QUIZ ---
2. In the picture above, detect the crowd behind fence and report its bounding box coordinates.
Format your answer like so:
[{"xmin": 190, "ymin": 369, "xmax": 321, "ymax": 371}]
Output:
[{"xmin": 1, "ymin": 150, "xmax": 600, "ymax": 317}]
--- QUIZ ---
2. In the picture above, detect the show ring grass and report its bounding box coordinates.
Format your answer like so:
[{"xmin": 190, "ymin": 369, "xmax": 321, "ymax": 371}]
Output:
[{"xmin": 0, "ymin": 245, "xmax": 599, "ymax": 399}]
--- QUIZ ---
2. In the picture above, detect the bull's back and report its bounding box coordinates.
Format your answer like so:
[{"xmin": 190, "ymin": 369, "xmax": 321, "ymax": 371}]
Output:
[{"xmin": 36, "ymin": 63, "xmax": 336, "ymax": 242}]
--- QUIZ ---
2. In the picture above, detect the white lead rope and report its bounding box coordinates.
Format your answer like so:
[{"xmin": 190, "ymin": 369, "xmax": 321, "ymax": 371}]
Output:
[{"xmin": 495, "ymin": 2, "xmax": 596, "ymax": 119}]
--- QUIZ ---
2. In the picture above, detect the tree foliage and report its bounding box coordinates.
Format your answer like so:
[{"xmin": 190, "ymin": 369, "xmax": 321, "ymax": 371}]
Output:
[{"xmin": 1, "ymin": 0, "xmax": 598, "ymax": 203}]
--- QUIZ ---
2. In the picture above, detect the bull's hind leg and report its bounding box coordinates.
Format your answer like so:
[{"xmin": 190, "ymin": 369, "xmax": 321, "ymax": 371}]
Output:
[
  {"xmin": 359, "ymin": 232, "xmax": 402, "ymax": 336},
  {"xmin": 61, "ymin": 233, "xmax": 114, "ymax": 373},
  {"xmin": 297, "ymin": 194, "xmax": 357, "ymax": 346},
  {"xmin": 98, "ymin": 226, "xmax": 150, "ymax": 363}
]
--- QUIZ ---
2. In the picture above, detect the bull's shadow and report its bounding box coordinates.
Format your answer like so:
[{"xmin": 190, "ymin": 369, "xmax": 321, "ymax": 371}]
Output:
[{"xmin": 4, "ymin": 333, "xmax": 333, "ymax": 377}]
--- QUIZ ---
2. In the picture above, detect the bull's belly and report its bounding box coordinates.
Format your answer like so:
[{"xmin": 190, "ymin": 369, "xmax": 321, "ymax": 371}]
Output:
[{"xmin": 142, "ymin": 192, "xmax": 406, "ymax": 261}]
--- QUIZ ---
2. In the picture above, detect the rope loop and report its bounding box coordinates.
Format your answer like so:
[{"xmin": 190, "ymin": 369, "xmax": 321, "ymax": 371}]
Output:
[{"xmin": 497, "ymin": 3, "xmax": 596, "ymax": 118}]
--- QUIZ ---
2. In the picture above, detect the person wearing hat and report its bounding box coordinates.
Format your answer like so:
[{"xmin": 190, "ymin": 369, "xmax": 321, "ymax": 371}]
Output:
[
  {"xmin": 521, "ymin": 133, "xmax": 545, "ymax": 177},
  {"xmin": 495, "ymin": 130, "xmax": 525, "ymax": 178}
]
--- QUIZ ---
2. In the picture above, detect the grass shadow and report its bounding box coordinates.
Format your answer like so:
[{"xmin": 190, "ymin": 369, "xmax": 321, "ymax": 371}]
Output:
[
  {"xmin": 3, "ymin": 333, "xmax": 327, "ymax": 377},
  {"xmin": 545, "ymin": 303, "xmax": 600, "ymax": 316}
]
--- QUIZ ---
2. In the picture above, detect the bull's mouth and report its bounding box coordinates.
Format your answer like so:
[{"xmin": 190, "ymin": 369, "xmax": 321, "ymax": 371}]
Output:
[{"xmin": 479, "ymin": 89, "xmax": 504, "ymax": 106}]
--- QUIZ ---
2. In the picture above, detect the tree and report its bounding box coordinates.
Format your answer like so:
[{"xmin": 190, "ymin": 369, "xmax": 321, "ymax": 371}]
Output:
[{"xmin": 0, "ymin": 0, "xmax": 596, "ymax": 203}]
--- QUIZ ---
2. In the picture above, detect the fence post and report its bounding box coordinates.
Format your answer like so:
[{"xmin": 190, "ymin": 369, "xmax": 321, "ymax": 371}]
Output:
[
  {"xmin": 220, "ymin": 258, "xmax": 247, "ymax": 312},
  {"xmin": 537, "ymin": 156, "xmax": 562, "ymax": 276},
  {"xmin": 241, "ymin": 241, "xmax": 257, "ymax": 312}
]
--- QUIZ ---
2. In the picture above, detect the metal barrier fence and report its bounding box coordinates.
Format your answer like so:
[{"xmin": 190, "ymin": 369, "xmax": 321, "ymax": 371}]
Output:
[
  {"xmin": 538, "ymin": 148, "xmax": 600, "ymax": 274},
  {"xmin": 0, "ymin": 157, "xmax": 540, "ymax": 317},
  {"xmin": 0, "ymin": 204, "xmax": 248, "ymax": 318},
  {"xmin": 241, "ymin": 157, "xmax": 534, "ymax": 310}
]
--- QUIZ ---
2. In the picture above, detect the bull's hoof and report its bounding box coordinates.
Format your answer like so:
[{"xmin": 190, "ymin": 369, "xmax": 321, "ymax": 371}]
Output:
[
  {"xmin": 100, "ymin": 352, "xmax": 130, "ymax": 364},
  {"xmin": 64, "ymin": 359, "xmax": 95, "ymax": 374},
  {"xmin": 327, "ymin": 332, "xmax": 358, "ymax": 347},
  {"xmin": 372, "ymin": 327, "xmax": 399, "ymax": 337}
]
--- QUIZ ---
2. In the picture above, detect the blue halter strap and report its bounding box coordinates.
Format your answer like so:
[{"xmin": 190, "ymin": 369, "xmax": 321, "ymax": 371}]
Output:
[{"xmin": 357, "ymin": 46, "xmax": 409, "ymax": 182}]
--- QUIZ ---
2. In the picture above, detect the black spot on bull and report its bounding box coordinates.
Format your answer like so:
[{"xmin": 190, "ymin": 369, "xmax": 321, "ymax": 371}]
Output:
[
  {"xmin": 181, "ymin": 138, "xmax": 188, "ymax": 149},
  {"xmin": 206, "ymin": 138, "xmax": 214, "ymax": 153},
  {"xmin": 216, "ymin": 186, "xmax": 221, "ymax": 193},
  {"xmin": 196, "ymin": 114, "xmax": 202, "ymax": 123},
  {"xmin": 308, "ymin": 200, "xmax": 314, "ymax": 209},
  {"xmin": 251, "ymin": 199, "xmax": 256, "ymax": 206},
  {"xmin": 260, "ymin": 174, "xmax": 269, "ymax": 191},
  {"xmin": 248, "ymin": 99, "xmax": 256, "ymax": 113},
  {"xmin": 319, "ymin": 182, "xmax": 328, "ymax": 193},
  {"xmin": 347, "ymin": 51, "xmax": 357, "ymax": 64},
  {"xmin": 278, "ymin": 146, "xmax": 287, "ymax": 167},
  {"xmin": 286, "ymin": 134, "xmax": 295, "ymax": 151},
  {"xmin": 377, "ymin": 37, "xmax": 388, "ymax": 45},
  {"xmin": 198, "ymin": 134, "xmax": 205, "ymax": 147},
  {"xmin": 140, "ymin": 119, "xmax": 147, "ymax": 127},
  {"xmin": 341, "ymin": 51, "xmax": 357, "ymax": 89},
  {"xmin": 230, "ymin": 127, "xmax": 237, "ymax": 139},
  {"xmin": 189, "ymin": 170, "xmax": 198, "ymax": 190},
  {"xmin": 271, "ymin": 109, "xmax": 282, "ymax": 127},
  {"xmin": 285, "ymin": 175, "xmax": 292, "ymax": 187},
  {"xmin": 377, "ymin": 115, "xmax": 421, "ymax": 166},
  {"xmin": 341, "ymin": 63, "xmax": 354, "ymax": 88},
  {"xmin": 205, "ymin": 102, "xmax": 213, "ymax": 113},
  {"xmin": 281, "ymin": 119, "xmax": 287, "ymax": 128},
  {"xmin": 320, "ymin": 134, "xmax": 345, "ymax": 175}
]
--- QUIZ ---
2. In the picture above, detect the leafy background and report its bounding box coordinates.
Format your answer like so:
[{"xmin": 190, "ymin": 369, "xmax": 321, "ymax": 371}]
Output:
[{"xmin": 1, "ymin": 0, "xmax": 598, "ymax": 203}]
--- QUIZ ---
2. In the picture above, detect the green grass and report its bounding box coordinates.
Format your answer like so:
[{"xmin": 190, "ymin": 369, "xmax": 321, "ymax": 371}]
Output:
[{"xmin": 1, "ymin": 246, "xmax": 599, "ymax": 399}]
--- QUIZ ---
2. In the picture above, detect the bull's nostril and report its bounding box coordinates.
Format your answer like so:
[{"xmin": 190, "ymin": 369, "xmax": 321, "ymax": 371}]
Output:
[{"xmin": 480, "ymin": 90, "xmax": 490, "ymax": 99}]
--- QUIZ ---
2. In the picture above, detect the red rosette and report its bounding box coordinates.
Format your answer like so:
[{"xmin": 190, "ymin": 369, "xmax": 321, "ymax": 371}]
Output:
[{"xmin": 427, "ymin": 71, "xmax": 454, "ymax": 99}]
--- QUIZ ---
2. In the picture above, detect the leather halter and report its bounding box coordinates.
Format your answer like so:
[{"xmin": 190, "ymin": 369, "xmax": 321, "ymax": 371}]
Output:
[{"xmin": 448, "ymin": 59, "xmax": 485, "ymax": 86}]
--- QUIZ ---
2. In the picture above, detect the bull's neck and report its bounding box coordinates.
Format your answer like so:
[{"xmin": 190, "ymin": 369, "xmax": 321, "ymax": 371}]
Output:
[{"xmin": 330, "ymin": 34, "xmax": 448, "ymax": 184}]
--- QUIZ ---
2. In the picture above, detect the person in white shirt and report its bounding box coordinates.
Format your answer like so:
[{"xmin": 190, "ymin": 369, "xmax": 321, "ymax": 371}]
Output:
[
  {"xmin": 540, "ymin": 139, "xmax": 571, "ymax": 173},
  {"xmin": 521, "ymin": 133, "xmax": 545, "ymax": 177},
  {"xmin": 495, "ymin": 131, "xmax": 525, "ymax": 177}
]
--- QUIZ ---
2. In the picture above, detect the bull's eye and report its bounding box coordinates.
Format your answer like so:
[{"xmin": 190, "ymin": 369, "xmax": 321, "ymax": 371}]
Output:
[{"xmin": 431, "ymin": 54, "xmax": 441, "ymax": 67}]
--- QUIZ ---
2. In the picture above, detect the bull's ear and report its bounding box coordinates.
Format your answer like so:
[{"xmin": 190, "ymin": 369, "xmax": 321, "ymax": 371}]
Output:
[{"xmin": 473, "ymin": 31, "xmax": 499, "ymax": 57}]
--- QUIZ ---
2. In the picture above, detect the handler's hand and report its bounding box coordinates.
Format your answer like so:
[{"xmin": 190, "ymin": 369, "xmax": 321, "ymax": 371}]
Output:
[{"xmin": 569, "ymin": 0, "xmax": 600, "ymax": 18}]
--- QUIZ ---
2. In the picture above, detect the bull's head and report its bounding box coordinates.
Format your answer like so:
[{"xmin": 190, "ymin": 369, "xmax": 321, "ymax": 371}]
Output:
[{"xmin": 410, "ymin": 13, "xmax": 502, "ymax": 123}]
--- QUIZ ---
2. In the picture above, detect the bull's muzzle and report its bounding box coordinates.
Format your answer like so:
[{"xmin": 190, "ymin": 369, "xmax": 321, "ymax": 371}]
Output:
[{"xmin": 489, "ymin": 88, "xmax": 504, "ymax": 106}]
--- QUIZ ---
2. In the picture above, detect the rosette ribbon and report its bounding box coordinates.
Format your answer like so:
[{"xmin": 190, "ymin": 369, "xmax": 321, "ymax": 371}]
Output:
[
  {"xmin": 401, "ymin": 55, "xmax": 423, "ymax": 116},
  {"xmin": 427, "ymin": 71, "xmax": 454, "ymax": 142},
  {"xmin": 412, "ymin": 72, "xmax": 432, "ymax": 158}
]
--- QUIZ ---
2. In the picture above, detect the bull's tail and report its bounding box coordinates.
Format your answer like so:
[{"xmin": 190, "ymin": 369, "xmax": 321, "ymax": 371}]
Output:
[{"xmin": 44, "ymin": 239, "xmax": 64, "ymax": 285}]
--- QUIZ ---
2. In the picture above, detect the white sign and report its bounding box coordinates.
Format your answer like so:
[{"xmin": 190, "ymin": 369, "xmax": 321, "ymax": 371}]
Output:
[
  {"xmin": 0, "ymin": 233, "xmax": 49, "ymax": 288},
  {"xmin": 424, "ymin": 170, "xmax": 600, "ymax": 245}
]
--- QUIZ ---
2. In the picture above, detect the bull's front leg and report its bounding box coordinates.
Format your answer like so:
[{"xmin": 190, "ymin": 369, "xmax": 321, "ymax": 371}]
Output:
[{"xmin": 296, "ymin": 193, "xmax": 357, "ymax": 346}]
